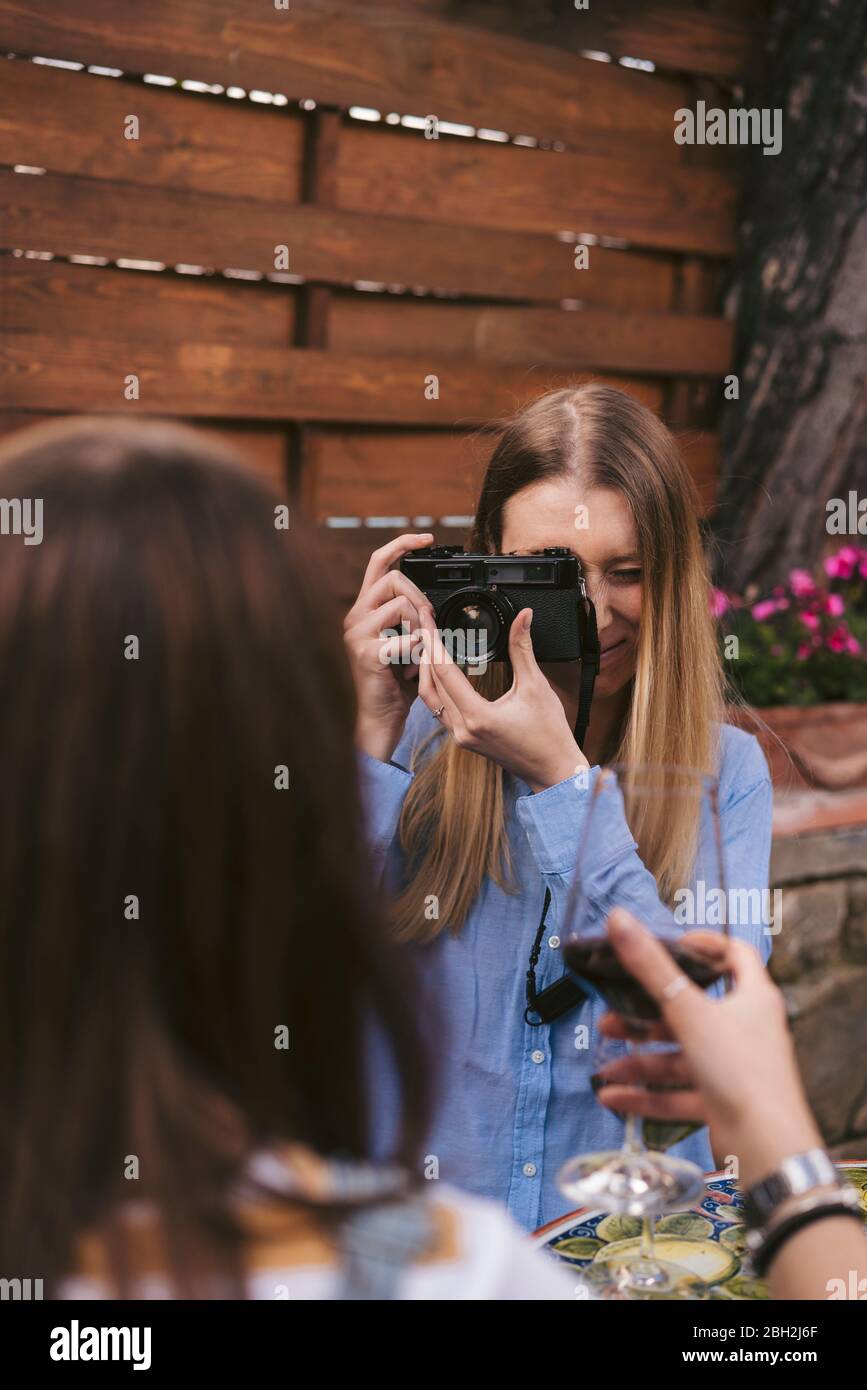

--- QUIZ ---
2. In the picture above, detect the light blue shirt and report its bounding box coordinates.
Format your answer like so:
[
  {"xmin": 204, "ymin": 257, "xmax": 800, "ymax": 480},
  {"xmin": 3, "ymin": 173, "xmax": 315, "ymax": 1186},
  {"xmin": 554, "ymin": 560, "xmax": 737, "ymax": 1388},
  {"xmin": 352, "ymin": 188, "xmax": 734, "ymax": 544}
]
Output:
[{"xmin": 359, "ymin": 698, "xmax": 773, "ymax": 1233}]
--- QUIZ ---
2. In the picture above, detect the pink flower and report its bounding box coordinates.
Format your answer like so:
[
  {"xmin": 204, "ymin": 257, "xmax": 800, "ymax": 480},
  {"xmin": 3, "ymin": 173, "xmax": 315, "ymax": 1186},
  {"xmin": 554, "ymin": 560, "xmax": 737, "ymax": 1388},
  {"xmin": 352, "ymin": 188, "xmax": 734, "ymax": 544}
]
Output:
[
  {"xmin": 710, "ymin": 587, "xmax": 730, "ymax": 618},
  {"xmin": 824, "ymin": 593, "xmax": 845, "ymax": 617},
  {"xmin": 799, "ymin": 610, "xmax": 820, "ymax": 631},
  {"xmin": 789, "ymin": 568, "xmax": 817, "ymax": 597},
  {"xmin": 796, "ymin": 643, "xmax": 812, "ymax": 661},
  {"xmin": 751, "ymin": 599, "xmax": 779, "ymax": 621},
  {"xmin": 827, "ymin": 625, "xmax": 857, "ymax": 653},
  {"xmin": 860, "ymin": 551, "xmax": 867, "ymax": 579},
  {"xmin": 823, "ymin": 545, "xmax": 860, "ymax": 580}
]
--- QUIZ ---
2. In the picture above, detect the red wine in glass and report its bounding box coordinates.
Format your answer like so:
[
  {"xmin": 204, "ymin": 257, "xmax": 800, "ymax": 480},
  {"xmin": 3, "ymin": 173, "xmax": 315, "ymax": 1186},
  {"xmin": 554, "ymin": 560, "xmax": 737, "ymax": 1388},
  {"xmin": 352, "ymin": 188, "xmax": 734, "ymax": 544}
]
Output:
[{"xmin": 563, "ymin": 934, "xmax": 724, "ymax": 1022}]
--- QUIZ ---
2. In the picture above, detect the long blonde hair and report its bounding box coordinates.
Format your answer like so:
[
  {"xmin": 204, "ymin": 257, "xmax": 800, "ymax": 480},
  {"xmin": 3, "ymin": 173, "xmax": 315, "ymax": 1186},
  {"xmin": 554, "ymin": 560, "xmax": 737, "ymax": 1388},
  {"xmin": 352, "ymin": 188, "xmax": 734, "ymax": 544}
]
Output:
[{"xmin": 391, "ymin": 385, "xmax": 725, "ymax": 943}]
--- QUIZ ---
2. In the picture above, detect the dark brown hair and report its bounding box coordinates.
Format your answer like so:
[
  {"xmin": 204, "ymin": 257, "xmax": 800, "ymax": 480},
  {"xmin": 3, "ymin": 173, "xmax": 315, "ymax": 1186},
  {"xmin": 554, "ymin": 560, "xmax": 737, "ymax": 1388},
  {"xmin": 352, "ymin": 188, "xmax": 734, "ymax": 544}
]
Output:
[{"xmin": 0, "ymin": 416, "xmax": 432, "ymax": 1296}]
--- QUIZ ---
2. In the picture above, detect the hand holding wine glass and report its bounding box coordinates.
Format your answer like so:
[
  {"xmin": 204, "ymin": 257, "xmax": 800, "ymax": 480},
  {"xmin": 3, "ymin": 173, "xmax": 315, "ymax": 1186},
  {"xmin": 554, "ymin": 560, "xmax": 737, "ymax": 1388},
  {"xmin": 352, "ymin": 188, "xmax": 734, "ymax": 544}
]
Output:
[
  {"xmin": 557, "ymin": 763, "xmax": 729, "ymax": 1296},
  {"xmin": 594, "ymin": 909, "xmax": 823, "ymax": 1187}
]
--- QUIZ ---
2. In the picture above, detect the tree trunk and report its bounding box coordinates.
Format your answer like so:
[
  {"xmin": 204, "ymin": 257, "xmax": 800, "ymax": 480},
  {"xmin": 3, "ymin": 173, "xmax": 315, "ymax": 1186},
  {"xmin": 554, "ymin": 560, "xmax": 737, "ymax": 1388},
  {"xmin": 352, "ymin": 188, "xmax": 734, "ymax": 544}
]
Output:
[{"xmin": 714, "ymin": 0, "xmax": 867, "ymax": 592}]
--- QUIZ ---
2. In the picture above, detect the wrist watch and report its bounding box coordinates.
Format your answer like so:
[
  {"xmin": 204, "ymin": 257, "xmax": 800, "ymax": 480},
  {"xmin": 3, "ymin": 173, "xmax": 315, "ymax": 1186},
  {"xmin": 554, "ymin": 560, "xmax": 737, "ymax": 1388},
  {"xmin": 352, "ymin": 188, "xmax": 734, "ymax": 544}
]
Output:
[
  {"xmin": 742, "ymin": 1148, "xmax": 844, "ymax": 1228},
  {"xmin": 742, "ymin": 1149, "xmax": 863, "ymax": 1277}
]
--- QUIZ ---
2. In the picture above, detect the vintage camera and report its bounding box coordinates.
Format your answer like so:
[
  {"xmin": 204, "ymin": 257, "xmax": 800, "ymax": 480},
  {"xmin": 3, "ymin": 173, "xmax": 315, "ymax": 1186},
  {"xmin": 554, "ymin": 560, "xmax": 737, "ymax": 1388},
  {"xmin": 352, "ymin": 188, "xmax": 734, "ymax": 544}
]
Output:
[{"xmin": 399, "ymin": 544, "xmax": 597, "ymax": 667}]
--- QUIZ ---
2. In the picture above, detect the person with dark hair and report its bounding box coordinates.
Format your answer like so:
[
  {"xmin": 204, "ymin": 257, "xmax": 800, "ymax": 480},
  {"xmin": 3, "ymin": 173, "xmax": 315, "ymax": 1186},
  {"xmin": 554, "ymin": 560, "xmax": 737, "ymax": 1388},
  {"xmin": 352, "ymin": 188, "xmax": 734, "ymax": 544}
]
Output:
[{"xmin": 0, "ymin": 416, "xmax": 574, "ymax": 1300}]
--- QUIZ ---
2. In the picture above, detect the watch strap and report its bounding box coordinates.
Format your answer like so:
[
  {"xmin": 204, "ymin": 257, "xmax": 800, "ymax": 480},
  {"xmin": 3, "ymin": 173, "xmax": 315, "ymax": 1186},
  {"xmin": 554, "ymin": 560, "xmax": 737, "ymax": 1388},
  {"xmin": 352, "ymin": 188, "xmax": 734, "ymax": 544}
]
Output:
[{"xmin": 743, "ymin": 1147, "xmax": 841, "ymax": 1228}]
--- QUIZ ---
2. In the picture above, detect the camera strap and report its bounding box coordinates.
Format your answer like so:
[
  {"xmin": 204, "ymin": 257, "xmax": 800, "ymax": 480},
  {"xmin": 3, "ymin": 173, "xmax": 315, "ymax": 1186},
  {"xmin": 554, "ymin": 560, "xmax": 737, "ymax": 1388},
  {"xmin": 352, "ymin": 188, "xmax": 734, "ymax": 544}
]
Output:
[
  {"xmin": 524, "ymin": 592, "xmax": 598, "ymax": 1026},
  {"xmin": 524, "ymin": 886, "xmax": 588, "ymax": 1026},
  {"xmin": 572, "ymin": 590, "xmax": 600, "ymax": 750}
]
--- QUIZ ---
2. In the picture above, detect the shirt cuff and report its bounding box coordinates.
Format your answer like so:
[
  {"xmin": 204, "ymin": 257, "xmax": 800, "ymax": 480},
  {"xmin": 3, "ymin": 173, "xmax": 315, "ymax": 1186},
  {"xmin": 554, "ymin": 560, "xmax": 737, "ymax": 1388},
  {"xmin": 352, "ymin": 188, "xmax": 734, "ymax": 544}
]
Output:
[
  {"xmin": 514, "ymin": 765, "xmax": 634, "ymax": 876},
  {"xmin": 356, "ymin": 749, "xmax": 414, "ymax": 862}
]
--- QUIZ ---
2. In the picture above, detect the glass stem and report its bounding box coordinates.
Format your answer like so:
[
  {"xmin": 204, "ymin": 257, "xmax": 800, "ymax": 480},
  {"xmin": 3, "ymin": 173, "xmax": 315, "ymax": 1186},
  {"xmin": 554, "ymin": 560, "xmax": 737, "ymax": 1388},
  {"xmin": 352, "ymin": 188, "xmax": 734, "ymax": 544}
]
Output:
[
  {"xmin": 623, "ymin": 1040, "xmax": 645, "ymax": 1155},
  {"xmin": 623, "ymin": 1110, "xmax": 643, "ymax": 1155},
  {"xmin": 640, "ymin": 1214, "xmax": 656, "ymax": 1264}
]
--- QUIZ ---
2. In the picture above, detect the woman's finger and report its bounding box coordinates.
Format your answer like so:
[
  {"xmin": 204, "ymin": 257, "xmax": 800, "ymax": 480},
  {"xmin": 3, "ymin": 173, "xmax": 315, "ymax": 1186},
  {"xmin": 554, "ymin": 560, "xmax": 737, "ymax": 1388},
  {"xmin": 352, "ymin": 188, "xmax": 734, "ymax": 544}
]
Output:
[
  {"xmin": 681, "ymin": 930, "xmax": 769, "ymax": 994},
  {"xmin": 375, "ymin": 631, "xmax": 423, "ymax": 671},
  {"xmin": 606, "ymin": 909, "xmax": 709, "ymax": 1035},
  {"xmin": 346, "ymin": 568, "xmax": 432, "ymax": 631},
  {"xmin": 417, "ymin": 629, "xmax": 459, "ymax": 729},
  {"xmin": 356, "ymin": 533, "xmax": 433, "ymax": 604},
  {"xmin": 418, "ymin": 608, "xmax": 489, "ymax": 728},
  {"xmin": 504, "ymin": 608, "xmax": 539, "ymax": 687},
  {"xmin": 598, "ymin": 1013, "xmax": 676, "ymax": 1043},
  {"xmin": 352, "ymin": 593, "xmax": 424, "ymax": 646},
  {"xmin": 596, "ymin": 1084, "xmax": 709, "ymax": 1124},
  {"xmin": 596, "ymin": 1050, "xmax": 692, "ymax": 1089}
]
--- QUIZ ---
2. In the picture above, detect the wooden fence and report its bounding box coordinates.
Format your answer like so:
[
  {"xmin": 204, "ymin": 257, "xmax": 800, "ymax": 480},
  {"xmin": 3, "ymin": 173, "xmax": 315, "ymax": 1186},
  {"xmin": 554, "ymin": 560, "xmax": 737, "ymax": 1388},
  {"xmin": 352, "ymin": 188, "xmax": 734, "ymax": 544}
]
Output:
[{"xmin": 0, "ymin": 1, "xmax": 762, "ymax": 604}]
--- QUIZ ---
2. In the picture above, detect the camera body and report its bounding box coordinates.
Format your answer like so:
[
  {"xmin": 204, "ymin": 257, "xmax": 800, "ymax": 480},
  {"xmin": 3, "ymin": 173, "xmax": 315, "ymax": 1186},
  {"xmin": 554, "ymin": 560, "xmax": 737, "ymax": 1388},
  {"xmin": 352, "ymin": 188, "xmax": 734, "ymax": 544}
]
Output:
[{"xmin": 399, "ymin": 544, "xmax": 591, "ymax": 665}]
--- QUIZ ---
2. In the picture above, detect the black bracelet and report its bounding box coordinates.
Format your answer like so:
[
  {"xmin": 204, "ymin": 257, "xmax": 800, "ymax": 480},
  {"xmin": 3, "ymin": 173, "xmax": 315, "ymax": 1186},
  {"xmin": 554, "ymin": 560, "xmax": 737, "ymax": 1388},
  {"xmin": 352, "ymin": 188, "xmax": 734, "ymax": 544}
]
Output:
[{"xmin": 750, "ymin": 1199, "xmax": 863, "ymax": 1279}]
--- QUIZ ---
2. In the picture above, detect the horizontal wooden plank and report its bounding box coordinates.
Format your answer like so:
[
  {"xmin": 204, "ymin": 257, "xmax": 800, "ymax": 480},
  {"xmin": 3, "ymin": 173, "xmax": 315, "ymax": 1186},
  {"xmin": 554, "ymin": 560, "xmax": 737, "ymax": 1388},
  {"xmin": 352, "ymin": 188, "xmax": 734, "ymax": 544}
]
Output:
[
  {"xmin": 0, "ymin": 411, "xmax": 60, "ymax": 439},
  {"xmin": 0, "ymin": 257, "xmax": 296, "ymax": 346},
  {"xmin": 0, "ymin": 332, "xmax": 664, "ymax": 422},
  {"xmin": 0, "ymin": 59, "xmax": 305, "ymax": 201},
  {"xmin": 316, "ymin": 522, "xmax": 472, "ymax": 612},
  {"xmin": 335, "ymin": 125, "xmax": 737, "ymax": 256},
  {"xmin": 391, "ymin": 0, "xmax": 762, "ymax": 83},
  {"xmin": 329, "ymin": 297, "xmax": 732, "ymax": 376},
  {"xmin": 0, "ymin": 1, "xmax": 711, "ymax": 157},
  {"xmin": 306, "ymin": 425, "xmax": 719, "ymax": 519},
  {"xmin": 304, "ymin": 427, "xmax": 483, "ymax": 520},
  {"xmin": 0, "ymin": 410, "xmax": 290, "ymax": 493},
  {"xmin": 676, "ymin": 429, "xmax": 720, "ymax": 507},
  {"xmin": 570, "ymin": 0, "xmax": 762, "ymax": 83},
  {"xmin": 200, "ymin": 424, "xmax": 289, "ymax": 494},
  {"xmin": 0, "ymin": 169, "xmax": 676, "ymax": 307}
]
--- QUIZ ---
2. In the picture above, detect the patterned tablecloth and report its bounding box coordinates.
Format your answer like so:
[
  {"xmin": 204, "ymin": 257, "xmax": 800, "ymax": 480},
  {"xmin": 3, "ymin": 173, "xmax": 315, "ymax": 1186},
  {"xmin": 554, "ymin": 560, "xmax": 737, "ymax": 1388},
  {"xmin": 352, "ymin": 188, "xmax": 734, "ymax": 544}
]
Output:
[{"xmin": 534, "ymin": 1162, "xmax": 867, "ymax": 1299}]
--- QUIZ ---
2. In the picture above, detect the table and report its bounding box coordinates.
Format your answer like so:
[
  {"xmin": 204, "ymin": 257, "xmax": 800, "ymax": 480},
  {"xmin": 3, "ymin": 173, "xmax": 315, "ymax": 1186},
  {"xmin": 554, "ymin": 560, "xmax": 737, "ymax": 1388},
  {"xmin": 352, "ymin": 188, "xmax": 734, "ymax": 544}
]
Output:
[{"xmin": 534, "ymin": 1161, "xmax": 867, "ymax": 1299}]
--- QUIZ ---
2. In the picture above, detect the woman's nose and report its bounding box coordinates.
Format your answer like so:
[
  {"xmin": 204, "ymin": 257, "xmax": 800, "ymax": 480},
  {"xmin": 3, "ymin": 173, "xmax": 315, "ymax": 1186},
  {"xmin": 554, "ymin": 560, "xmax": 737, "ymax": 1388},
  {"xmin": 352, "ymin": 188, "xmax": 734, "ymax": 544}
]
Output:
[{"xmin": 585, "ymin": 575, "xmax": 612, "ymax": 630}]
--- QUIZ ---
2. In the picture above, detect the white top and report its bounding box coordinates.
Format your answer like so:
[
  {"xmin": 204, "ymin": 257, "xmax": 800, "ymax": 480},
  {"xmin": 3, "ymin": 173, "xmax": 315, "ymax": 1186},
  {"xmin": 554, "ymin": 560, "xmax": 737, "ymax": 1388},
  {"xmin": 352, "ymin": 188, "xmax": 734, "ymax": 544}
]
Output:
[{"xmin": 59, "ymin": 1186, "xmax": 579, "ymax": 1301}]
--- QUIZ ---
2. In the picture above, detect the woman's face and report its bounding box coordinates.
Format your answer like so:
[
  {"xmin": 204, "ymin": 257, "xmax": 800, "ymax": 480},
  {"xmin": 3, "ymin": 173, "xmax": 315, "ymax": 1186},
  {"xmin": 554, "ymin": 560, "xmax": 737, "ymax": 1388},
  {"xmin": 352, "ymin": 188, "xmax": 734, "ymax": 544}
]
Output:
[{"xmin": 500, "ymin": 480, "xmax": 641, "ymax": 699}]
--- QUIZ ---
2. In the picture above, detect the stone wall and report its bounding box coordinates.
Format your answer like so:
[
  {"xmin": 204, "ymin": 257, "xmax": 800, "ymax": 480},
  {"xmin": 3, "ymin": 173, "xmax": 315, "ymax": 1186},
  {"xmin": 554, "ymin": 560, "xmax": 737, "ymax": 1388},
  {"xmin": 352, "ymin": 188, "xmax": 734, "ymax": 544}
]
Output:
[{"xmin": 770, "ymin": 824, "xmax": 867, "ymax": 1157}]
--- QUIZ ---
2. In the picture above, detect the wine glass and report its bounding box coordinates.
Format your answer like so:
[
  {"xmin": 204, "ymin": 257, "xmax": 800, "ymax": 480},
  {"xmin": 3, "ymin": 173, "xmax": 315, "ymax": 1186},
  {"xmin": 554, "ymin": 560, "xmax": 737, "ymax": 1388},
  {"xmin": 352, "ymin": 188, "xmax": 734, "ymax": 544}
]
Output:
[
  {"xmin": 557, "ymin": 763, "xmax": 728, "ymax": 1296},
  {"xmin": 641, "ymin": 1040, "xmax": 705, "ymax": 1154}
]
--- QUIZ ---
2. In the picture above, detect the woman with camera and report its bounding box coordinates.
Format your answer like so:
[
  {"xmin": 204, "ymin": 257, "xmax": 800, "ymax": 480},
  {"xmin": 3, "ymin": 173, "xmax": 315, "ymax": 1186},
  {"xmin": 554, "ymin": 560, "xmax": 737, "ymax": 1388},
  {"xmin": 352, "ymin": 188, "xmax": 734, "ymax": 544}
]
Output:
[{"xmin": 345, "ymin": 384, "xmax": 775, "ymax": 1232}]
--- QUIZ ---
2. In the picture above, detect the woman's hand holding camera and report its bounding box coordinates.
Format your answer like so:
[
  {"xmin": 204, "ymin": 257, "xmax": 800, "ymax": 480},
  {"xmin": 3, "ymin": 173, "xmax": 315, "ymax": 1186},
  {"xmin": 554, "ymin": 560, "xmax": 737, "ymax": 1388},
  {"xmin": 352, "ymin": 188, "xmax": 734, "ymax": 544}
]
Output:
[
  {"xmin": 416, "ymin": 605, "xmax": 589, "ymax": 792},
  {"xmin": 344, "ymin": 533, "xmax": 437, "ymax": 763}
]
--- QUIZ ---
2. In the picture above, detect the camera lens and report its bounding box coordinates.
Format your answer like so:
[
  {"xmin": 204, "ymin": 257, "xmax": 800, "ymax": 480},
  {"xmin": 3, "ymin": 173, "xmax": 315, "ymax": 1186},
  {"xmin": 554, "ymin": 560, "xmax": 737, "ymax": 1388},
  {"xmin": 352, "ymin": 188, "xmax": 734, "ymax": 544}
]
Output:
[{"xmin": 439, "ymin": 587, "xmax": 515, "ymax": 664}]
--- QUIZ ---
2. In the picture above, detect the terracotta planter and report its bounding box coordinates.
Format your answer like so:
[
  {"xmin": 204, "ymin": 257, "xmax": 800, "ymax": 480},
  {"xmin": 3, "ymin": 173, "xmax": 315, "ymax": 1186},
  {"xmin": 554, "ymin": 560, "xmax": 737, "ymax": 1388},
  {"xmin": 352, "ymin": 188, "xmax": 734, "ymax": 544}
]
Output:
[{"xmin": 727, "ymin": 702, "xmax": 867, "ymax": 792}]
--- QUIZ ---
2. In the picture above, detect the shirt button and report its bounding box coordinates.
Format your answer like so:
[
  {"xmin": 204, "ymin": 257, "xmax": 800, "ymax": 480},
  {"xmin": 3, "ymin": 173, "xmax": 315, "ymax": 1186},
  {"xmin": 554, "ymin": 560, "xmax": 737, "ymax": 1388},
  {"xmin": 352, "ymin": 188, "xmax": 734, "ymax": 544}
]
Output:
[
  {"xmin": 531, "ymin": 1049, "xmax": 545, "ymax": 1064},
  {"xmin": 522, "ymin": 1162, "xmax": 537, "ymax": 1178},
  {"xmin": 548, "ymin": 935, "xmax": 560, "ymax": 949}
]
